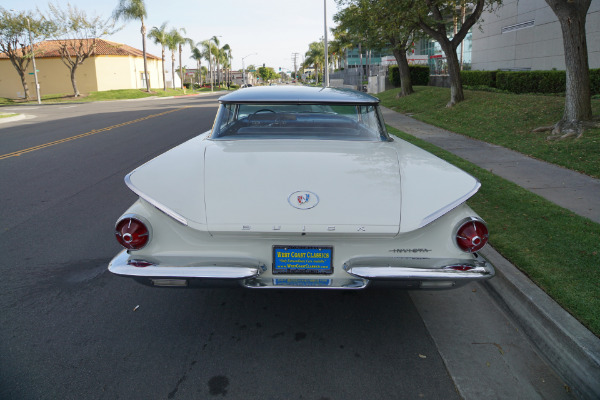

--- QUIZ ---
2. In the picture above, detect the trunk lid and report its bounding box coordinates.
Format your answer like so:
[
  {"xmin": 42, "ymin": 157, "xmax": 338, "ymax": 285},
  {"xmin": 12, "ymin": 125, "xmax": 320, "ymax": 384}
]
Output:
[{"xmin": 204, "ymin": 140, "xmax": 401, "ymax": 236}]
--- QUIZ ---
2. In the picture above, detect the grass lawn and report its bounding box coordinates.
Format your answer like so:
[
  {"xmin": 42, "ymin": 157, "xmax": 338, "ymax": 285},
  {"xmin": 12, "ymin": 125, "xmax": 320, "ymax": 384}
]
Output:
[
  {"xmin": 387, "ymin": 125, "xmax": 600, "ymax": 337},
  {"xmin": 378, "ymin": 86, "xmax": 600, "ymax": 178},
  {"xmin": 0, "ymin": 113, "xmax": 18, "ymax": 118},
  {"xmin": 0, "ymin": 87, "xmax": 228, "ymax": 106}
]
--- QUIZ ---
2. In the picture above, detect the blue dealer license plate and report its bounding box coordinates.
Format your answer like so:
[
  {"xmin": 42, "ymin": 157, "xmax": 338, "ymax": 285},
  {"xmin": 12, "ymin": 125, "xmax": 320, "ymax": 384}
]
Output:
[{"xmin": 273, "ymin": 246, "xmax": 333, "ymax": 275}]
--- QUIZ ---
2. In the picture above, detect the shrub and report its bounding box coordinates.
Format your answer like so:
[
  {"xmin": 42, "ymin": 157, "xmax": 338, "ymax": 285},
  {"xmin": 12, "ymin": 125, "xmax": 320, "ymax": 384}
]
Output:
[
  {"xmin": 388, "ymin": 65, "xmax": 430, "ymax": 87},
  {"xmin": 496, "ymin": 70, "xmax": 566, "ymax": 94},
  {"xmin": 410, "ymin": 65, "xmax": 430, "ymax": 86},
  {"xmin": 461, "ymin": 70, "xmax": 496, "ymax": 87},
  {"xmin": 590, "ymin": 69, "xmax": 600, "ymax": 96}
]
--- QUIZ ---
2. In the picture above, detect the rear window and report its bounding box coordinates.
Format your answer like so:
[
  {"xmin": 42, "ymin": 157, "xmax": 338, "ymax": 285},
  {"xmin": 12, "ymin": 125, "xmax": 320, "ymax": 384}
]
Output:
[{"xmin": 211, "ymin": 103, "xmax": 389, "ymax": 141}]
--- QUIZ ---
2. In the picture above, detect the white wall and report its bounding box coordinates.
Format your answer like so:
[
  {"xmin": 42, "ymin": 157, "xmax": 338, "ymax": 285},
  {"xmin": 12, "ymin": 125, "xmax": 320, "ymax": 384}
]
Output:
[{"xmin": 471, "ymin": 0, "xmax": 600, "ymax": 70}]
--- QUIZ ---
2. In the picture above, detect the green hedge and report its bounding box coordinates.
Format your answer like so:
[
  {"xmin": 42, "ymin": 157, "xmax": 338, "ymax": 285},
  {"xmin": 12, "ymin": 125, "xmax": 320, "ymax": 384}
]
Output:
[
  {"xmin": 389, "ymin": 65, "xmax": 430, "ymax": 87},
  {"xmin": 463, "ymin": 69, "xmax": 600, "ymax": 95},
  {"xmin": 461, "ymin": 70, "xmax": 497, "ymax": 87},
  {"xmin": 395, "ymin": 67, "xmax": 599, "ymax": 95},
  {"xmin": 496, "ymin": 70, "xmax": 567, "ymax": 94},
  {"xmin": 591, "ymin": 69, "xmax": 600, "ymax": 96}
]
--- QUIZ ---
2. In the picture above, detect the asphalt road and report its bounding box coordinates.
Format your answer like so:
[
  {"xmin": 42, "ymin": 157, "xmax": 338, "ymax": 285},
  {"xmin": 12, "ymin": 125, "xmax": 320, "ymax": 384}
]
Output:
[{"xmin": 0, "ymin": 94, "xmax": 570, "ymax": 400}]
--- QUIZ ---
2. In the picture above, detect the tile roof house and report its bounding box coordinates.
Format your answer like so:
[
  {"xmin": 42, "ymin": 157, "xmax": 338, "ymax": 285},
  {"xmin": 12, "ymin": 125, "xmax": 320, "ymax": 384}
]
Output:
[{"xmin": 0, "ymin": 39, "xmax": 166, "ymax": 99}]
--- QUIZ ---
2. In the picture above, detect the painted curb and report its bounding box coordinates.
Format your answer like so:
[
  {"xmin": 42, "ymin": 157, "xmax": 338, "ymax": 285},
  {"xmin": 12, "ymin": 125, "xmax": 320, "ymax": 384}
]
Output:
[{"xmin": 481, "ymin": 246, "xmax": 600, "ymax": 400}]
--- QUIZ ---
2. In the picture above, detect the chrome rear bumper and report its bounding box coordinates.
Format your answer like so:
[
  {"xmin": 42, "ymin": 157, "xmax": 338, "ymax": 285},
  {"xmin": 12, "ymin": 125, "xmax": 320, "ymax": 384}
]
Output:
[
  {"xmin": 343, "ymin": 256, "xmax": 495, "ymax": 281},
  {"xmin": 108, "ymin": 250, "xmax": 494, "ymax": 289},
  {"xmin": 108, "ymin": 250, "xmax": 263, "ymax": 280}
]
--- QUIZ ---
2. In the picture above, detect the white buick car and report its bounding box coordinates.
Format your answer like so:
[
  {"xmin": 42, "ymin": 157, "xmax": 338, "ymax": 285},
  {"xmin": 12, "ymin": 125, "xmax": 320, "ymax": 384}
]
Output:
[{"xmin": 109, "ymin": 86, "xmax": 494, "ymax": 289}]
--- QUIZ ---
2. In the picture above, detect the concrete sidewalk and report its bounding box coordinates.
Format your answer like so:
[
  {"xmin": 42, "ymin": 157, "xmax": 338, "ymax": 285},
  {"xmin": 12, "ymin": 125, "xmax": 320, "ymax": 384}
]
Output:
[
  {"xmin": 381, "ymin": 106, "xmax": 600, "ymax": 399},
  {"xmin": 381, "ymin": 107, "xmax": 600, "ymax": 224}
]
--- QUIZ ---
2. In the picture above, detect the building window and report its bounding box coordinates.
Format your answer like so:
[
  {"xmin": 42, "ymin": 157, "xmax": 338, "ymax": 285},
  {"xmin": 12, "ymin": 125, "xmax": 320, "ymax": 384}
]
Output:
[
  {"xmin": 140, "ymin": 72, "xmax": 150, "ymax": 88},
  {"xmin": 501, "ymin": 20, "xmax": 535, "ymax": 34}
]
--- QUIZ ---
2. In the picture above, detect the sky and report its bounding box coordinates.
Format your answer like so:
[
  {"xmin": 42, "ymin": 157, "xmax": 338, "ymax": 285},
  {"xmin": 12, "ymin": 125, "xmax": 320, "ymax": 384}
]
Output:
[{"xmin": 3, "ymin": 0, "xmax": 341, "ymax": 74}]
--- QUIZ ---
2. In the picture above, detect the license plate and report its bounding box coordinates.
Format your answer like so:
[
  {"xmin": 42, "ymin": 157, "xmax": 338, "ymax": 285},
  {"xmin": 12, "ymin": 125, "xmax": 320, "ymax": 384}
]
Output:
[{"xmin": 272, "ymin": 246, "xmax": 333, "ymax": 274}]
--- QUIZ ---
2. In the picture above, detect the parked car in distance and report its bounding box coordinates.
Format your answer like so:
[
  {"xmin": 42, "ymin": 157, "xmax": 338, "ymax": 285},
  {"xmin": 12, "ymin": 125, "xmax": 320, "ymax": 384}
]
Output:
[{"xmin": 109, "ymin": 86, "xmax": 494, "ymax": 289}]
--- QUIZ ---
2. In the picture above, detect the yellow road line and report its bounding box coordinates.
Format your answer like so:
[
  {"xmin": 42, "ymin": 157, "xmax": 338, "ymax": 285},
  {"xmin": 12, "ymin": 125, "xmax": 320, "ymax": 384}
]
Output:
[{"xmin": 0, "ymin": 107, "xmax": 188, "ymax": 161}]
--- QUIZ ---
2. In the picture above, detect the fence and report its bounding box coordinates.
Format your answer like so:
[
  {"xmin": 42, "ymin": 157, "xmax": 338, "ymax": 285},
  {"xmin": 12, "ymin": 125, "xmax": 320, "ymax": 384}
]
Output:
[{"xmin": 329, "ymin": 65, "xmax": 389, "ymax": 90}]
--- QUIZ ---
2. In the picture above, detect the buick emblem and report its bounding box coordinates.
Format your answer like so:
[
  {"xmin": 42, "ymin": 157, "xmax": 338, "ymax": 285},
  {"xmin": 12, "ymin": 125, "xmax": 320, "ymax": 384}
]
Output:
[{"xmin": 288, "ymin": 191, "xmax": 319, "ymax": 210}]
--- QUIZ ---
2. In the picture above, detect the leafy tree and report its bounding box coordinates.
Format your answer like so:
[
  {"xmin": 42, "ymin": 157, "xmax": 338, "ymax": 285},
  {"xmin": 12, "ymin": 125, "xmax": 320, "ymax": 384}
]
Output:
[
  {"xmin": 46, "ymin": 3, "xmax": 118, "ymax": 97},
  {"xmin": 415, "ymin": 0, "xmax": 502, "ymax": 107},
  {"xmin": 335, "ymin": 0, "xmax": 419, "ymax": 97},
  {"xmin": 541, "ymin": 0, "xmax": 599, "ymax": 139},
  {"xmin": 148, "ymin": 22, "xmax": 169, "ymax": 91},
  {"xmin": 0, "ymin": 8, "xmax": 52, "ymax": 99},
  {"xmin": 113, "ymin": 0, "xmax": 150, "ymax": 92},
  {"xmin": 330, "ymin": 24, "xmax": 353, "ymax": 69},
  {"xmin": 257, "ymin": 66, "xmax": 277, "ymax": 83}
]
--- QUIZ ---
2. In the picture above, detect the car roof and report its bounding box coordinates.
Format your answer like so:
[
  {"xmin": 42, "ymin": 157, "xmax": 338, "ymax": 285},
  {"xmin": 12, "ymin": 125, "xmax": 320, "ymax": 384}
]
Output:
[{"xmin": 218, "ymin": 85, "xmax": 380, "ymax": 104}]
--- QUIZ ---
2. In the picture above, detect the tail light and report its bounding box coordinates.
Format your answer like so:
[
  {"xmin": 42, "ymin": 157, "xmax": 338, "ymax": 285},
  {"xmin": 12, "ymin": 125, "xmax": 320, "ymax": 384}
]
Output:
[
  {"xmin": 455, "ymin": 218, "xmax": 489, "ymax": 253},
  {"xmin": 115, "ymin": 217, "xmax": 150, "ymax": 250}
]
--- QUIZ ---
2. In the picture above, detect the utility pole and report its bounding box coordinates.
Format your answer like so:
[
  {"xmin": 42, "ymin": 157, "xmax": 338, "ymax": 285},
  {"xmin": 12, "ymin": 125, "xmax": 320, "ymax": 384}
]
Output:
[
  {"xmin": 291, "ymin": 52, "xmax": 299, "ymax": 81},
  {"xmin": 27, "ymin": 17, "xmax": 41, "ymax": 104},
  {"xmin": 323, "ymin": 0, "xmax": 329, "ymax": 87}
]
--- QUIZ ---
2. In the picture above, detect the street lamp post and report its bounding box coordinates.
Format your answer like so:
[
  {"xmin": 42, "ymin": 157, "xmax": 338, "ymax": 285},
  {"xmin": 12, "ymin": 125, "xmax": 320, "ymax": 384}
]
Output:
[
  {"xmin": 323, "ymin": 0, "xmax": 329, "ymax": 88},
  {"xmin": 242, "ymin": 53, "xmax": 257, "ymax": 86}
]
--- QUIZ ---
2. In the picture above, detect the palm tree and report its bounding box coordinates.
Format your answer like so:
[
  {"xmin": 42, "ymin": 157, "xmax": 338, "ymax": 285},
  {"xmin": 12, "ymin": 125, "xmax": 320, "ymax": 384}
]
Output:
[
  {"xmin": 177, "ymin": 30, "xmax": 194, "ymax": 89},
  {"xmin": 113, "ymin": 0, "xmax": 150, "ymax": 92},
  {"xmin": 199, "ymin": 40, "xmax": 215, "ymax": 91},
  {"xmin": 191, "ymin": 47, "xmax": 203, "ymax": 86},
  {"xmin": 165, "ymin": 29, "xmax": 181, "ymax": 89},
  {"xmin": 221, "ymin": 44, "xmax": 231, "ymax": 84},
  {"xmin": 200, "ymin": 66, "xmax": 208, "ymax": 86},
  {"xmin": 304, "ymin": 41, "xmax": 324, "ymax": 84},
  {"xmin": 148, "ymin": 22, "xmax": 169, "ymax": 91},
  {"xmin": 211, "ymin": 36, "xmax": 222, "ymax": 87},
  {"xmin": 218, "ymin": 44, "xmax": 230, "ymax": 86}
]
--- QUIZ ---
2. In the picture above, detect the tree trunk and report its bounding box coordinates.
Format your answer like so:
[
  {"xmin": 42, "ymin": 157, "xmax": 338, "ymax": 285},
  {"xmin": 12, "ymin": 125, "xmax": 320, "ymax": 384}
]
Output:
[
  {"xmin": 17, "ymin": 69, "xmax": 31, "ymax": 99},
  {"xmin": 442, "ymin": 40, "xmax": 465, "ymax": 107},
  {"xmin": 392, "ymin": 47, "xmax": 414, "ymax": 98},
  {"xmin": 216, "ymin": 58, "xmax": 220, "ymax": 87},
  {"xmin": 545, "ymin": 0, "xmax": 593, "ymax": 138},
  {"xmin": 70, "ymin": 66, "xmax": 80, "ymax": 97},
  {"xmin": 178, "ymin": 45, "xmax": 183, "ymax": 89},
  {"xmin": 171, "ymin": 53, "xmax": 176, "ymax": 90},
  {"xmin": 161, "ymin": 47, "xmax": 166, "ymax": 91},
  {"xmin": 141, "ymin": 20, "xmax": 149, "ymax": 92},
  {"xmin": 420, "ymin": 0, "xmax": 484, "ymax": 107}
]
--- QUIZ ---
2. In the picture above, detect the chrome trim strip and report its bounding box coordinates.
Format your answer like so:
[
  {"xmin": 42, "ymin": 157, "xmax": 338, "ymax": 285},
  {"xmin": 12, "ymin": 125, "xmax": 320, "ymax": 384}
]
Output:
[
  {"xmin": 108, "ymin": 250, "xmax": 261, "ymax": 279},
  {"xmin": 419, "ymin": 181, "xmax": 481, "ymax": 228},
  {"xmin": 124, "ymin": 173, "xmax": 189, "ymax": 226}
]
